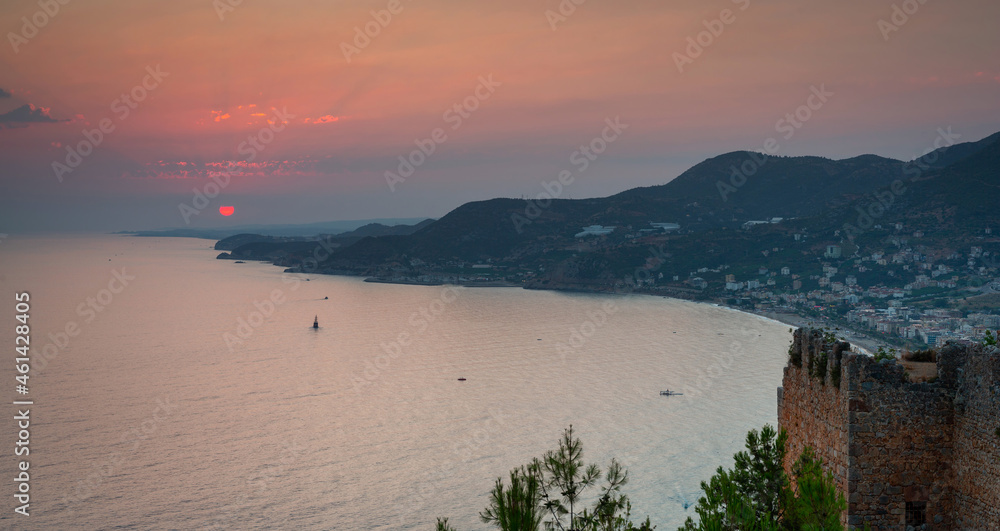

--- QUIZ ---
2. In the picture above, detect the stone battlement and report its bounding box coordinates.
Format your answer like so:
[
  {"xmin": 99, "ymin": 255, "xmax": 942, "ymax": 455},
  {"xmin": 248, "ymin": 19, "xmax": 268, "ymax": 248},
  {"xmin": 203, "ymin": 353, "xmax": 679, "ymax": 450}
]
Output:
[{"xmin": 777, "ymin": 328, "xmax": 1000, "ymax": 530}]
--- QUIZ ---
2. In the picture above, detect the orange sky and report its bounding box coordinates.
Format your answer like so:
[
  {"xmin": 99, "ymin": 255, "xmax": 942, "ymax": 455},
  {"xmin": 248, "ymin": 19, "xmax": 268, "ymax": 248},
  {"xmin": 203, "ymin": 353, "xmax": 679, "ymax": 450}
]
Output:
[{"xmin": 1, "ymin": 0, "xmax": 999, "ymax": 230}]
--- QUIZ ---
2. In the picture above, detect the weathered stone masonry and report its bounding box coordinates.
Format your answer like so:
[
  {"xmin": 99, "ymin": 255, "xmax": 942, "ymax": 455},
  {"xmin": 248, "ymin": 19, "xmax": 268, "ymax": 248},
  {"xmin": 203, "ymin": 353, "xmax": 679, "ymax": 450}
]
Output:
[{"xmin": 777, "ymin": 328, "xmax": 1000, "ymax": 530}]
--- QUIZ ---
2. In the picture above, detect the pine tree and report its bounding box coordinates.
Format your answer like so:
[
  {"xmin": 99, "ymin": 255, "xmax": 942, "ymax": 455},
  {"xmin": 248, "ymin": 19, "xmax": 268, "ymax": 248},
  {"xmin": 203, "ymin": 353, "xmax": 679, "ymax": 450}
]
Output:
[{"xmin": 680, "ymin": 425, "xmax": 845, "ymax": 531}]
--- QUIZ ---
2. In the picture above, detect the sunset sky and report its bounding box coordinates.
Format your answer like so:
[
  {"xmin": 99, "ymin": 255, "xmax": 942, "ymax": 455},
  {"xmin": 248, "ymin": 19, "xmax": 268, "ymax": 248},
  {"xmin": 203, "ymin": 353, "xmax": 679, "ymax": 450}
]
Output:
[{"xmin": 1, "ymin": 0, "xmax": 999, "ymax": 232}]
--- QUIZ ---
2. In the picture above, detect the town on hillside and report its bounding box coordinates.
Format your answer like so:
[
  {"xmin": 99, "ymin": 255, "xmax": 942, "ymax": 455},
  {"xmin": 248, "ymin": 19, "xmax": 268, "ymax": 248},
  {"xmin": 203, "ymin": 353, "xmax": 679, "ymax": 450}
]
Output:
[{"xmin": 342, "ymin": 219, "xmax": 999, "ymax": 353}]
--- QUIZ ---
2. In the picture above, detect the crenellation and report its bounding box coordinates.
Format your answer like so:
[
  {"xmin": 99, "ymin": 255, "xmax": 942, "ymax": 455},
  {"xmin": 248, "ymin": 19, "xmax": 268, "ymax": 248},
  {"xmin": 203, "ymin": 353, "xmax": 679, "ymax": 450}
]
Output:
[{"xmin": 777, "ymin": 328, "xmax": 1000, "ymax": 530}]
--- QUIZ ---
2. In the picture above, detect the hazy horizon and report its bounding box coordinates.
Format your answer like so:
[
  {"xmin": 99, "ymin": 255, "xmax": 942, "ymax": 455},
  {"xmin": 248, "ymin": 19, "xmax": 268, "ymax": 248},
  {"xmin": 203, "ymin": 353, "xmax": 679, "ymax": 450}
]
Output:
[
  {"xmin": 5, "ymin": 127, "xmax": 997, "ymax": 235},
  {"xmin": 3, "ymin": 0, "xmax": 1000, "ymax": 232}
]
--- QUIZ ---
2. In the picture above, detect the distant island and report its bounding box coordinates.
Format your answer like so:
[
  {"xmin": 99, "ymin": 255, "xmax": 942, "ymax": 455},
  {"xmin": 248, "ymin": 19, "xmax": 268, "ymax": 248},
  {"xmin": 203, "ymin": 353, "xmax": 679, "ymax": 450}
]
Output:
[{"xmin": 211, "ymin": 131, "xmax": 1000, "ymax": 353}]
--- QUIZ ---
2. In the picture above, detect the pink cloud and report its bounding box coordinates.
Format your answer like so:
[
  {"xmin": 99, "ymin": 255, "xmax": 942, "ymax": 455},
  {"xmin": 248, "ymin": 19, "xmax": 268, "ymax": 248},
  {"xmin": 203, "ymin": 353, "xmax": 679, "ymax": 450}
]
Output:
[{"xmin": 305, "ymin": 114, "xmax": 339, "ymax": 124}]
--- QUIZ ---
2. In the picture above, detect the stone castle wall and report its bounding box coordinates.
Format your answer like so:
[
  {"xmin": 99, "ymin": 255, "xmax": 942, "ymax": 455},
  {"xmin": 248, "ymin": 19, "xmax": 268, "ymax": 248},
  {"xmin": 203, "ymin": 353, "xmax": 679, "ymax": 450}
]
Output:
[
  {"xmin": 777, "ymin": 328, "xmax": 1000, "ymax": 530},
  {"xmin": 948, "ymin": 345, "xmax": 1000, "ymax": 529},
  {"xmin": 776, "ymin": 330, "xmax": 851, "ymax": 507}
]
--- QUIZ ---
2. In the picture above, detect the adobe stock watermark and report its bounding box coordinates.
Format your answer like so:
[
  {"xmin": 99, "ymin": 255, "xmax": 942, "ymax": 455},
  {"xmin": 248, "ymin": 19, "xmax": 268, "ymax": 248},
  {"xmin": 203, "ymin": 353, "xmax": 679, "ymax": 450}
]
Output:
[
  {"xmin": 393, "ymin": 407, "xmax": 510, "ymax": 525},
  {"xmin": 679, "ymin": 328, "xmax": 759, "ymax": 400},
  {"xmin": 544, "ymin": 0, "xmax": 589, "ymax": 30},
  {"xmin": 716, "ymin": 84, "xmax": 833, "ymax": 202},
  {"xmin": 842, "ymin": 126, "xmax": 960, "ymax": 240},
  {"xmin": 61, "ymin": 396, "xmax": 177, "ymax": 510},
  {"xmin": 178, "ymin": 106, "xmax": 294, "ymax": 223},
  {"xmin": 612, "ymin": 242, "xmax": 671, "ymax": 295},
  {"xmin": 222, "ymin": 236, "xmax": 338, "ymax": 352},
  {"xmin": 554, "ymin": 300, "xmax": 620, "ymax": 362},
  {"xmin": 179, "ymin": 164, "xmax": 234, "ymax": 224},
  {"xmin": 213, "ymin": 0, "xmax": 244, "ymax": 22},
  {"xmin": 350, "ymin": 285, "xmax": 463, "ymax": 392},
  {"xmin": 340, "ymin": 0, "xmax": 414, "ymax": 62},
  {"xmin": 384, "ymin": 75, "xmax": 501, "ymax": 192},
  {"xmin": 673, "ymin": 0, "xmax": 751, "ymax": 73},
  {"xmin": 32, "ymin": 268, "xmax": 136, "ymax": 375},
  {"xmin": 511, "ymin": 116, "xmax": 628, "ymax": 233},
  {"xmin": 7, "ymin": 0, "xmax": 72, "ymax": 53},
  {"xmin": 205, "ymin": 437, "xmax": 309, "ymax": 529},
  {"xmin": 556, "ymin": 242, "xmax": 669, "ymax": 362},
  {"xmin": 877, "ymin": 0, "xmax": 932, "ymax": 42},
  {"xmin": 52, "ymin": 65, "xmax": 169, "ymax": 182},
  {"xmin": 223, "ymin": 287, "xmax": 291, "ymax": 353}
]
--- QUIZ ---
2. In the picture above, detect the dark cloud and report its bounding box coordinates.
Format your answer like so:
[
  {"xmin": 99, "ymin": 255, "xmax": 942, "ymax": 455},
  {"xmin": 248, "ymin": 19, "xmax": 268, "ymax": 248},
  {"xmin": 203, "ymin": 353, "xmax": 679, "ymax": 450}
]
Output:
[
  {"xmin": 0, "ymin": 88, "xmax": 11, "ymax": 98},
  {"xmin": 0, "ymin": 103, "xmax": 66, "ymax": 128}
]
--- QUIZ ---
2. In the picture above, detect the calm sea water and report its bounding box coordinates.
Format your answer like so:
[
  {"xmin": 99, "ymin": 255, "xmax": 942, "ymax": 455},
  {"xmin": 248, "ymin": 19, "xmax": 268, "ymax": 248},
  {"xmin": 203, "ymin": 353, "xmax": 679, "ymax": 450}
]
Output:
[{"xmin": 0, "ymin": 235, "xmax": 791, "ymax": 530}]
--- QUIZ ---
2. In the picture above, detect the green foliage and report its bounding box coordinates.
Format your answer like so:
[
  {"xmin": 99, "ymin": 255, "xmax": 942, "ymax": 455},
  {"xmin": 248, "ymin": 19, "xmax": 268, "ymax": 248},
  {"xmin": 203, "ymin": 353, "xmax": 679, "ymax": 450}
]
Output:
[
  {"xmin": 441, "ymin": 425, "xmax": 847, "ymax": 531},
  {"xmin": 479, "ymin": 468, "xmax": 543, "ymax": 531},
  {"xmin": 733, "ymin": 426, "xmax": 791, "ymax": 521},
  {"xmin": 533, "ymin": 425, "xmax": 604, "ymax": 528},
  {"xmin": 681, "ymin": 426, "xmax": 845, "ymax": 531},
  {"xmin": 678, "ymin": 475, "xmax": 780, "ymax": 531},
  {"xmin": 579, "ymin": 499, "xmax": 655, "ymax": 531},
  {"xmin": 527, "ymin": 426, "xmax": 652, "ymax": 531},
  {"xmin": 679, "ymin": 425, "xmax": 788, "ymax": 530},
  {"xmin": 810, "ymin": 329, "xmax": 847, "ymax": 384},
  {"xmin": 789, "ymin": 342, "xmax": 802, "ymax": 368},
  {"xmin": 872, "ymin": 346, "xmax": 897, "ymax": 363},
  {"xmin": 812, "ymin": 352, "xmax": 829, "ymax": 384},
  {"xmin": 829, "ymin": 347, "xmax": 844, "ymax": 388},
  {"xmin": 783, "ymin": 448, "xmax": 847, "ymax": 530},
  {"xmin": 821, "ymin": 329, "xmax": 838, "ymax": 346},
  {"xmin": 903, "ymin": 348, "xmax": 936, "ymax": 362},
  {"xmin": 442, "ymin": 426, "xmax": 654, "ymax": 531},
  {"xmin": 982, "ymin": 329, "xmax": 998, "ymax": 346}
]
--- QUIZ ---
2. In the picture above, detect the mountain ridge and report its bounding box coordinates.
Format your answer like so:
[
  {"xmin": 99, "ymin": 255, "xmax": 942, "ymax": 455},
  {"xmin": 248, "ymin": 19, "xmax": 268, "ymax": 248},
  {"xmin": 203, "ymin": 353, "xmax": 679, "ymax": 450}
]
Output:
[{"xmin": 218, "ymin": 129, "xmax": 1000, "ymax": 292}]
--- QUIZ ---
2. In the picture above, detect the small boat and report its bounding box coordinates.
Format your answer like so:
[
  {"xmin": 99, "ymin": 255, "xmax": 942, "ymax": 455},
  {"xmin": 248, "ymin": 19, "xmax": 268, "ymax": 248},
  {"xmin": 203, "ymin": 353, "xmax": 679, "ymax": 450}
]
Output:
[
  {"xmin": 457, "ymin": 378, "xmax": 467, "ymax": 381},
  {"xmin": 313, "ymin": 315, "xmax": 319, "ymax": 329},
  {"xmin": 660, "ymin": 390, "xmax": 683, "ymax": 396}
]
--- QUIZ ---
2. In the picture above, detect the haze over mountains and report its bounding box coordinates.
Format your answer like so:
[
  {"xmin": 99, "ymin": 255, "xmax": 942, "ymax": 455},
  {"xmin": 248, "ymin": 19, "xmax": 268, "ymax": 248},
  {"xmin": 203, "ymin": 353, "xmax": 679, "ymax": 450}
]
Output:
[
  {"xmin": 125, "ymin": 218, "xmax": 432, "ymax": 240},
  {"xmin": 219, "ymin": 130, "xmax": 1000, "ymax": 292},
  {"xmin": 214, "ymin": 219, "xmax": 436, "ymax": 254}
]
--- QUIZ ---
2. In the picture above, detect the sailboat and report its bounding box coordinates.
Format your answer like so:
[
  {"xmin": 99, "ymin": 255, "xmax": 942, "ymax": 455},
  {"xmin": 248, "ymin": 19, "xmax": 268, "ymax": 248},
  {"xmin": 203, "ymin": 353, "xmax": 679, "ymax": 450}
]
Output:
[{"xmin": 313, "ymin": 315, "xmax": 319, "ymax": 329}]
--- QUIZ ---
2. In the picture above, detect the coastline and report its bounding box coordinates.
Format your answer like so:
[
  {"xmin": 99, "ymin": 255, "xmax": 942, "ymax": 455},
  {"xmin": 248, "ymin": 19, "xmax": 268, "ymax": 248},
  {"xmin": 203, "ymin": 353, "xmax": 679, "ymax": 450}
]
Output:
[
  {"xmin": 362, "ymin": 277, "xmax": 521, "ymax": 288},
  {"xmin": 278, "ymin": 263, "xmax": 887, "ymax": 354},
  {"xmin": 743, "ymin": 309, "xmax": 877, "ymax": 355}
]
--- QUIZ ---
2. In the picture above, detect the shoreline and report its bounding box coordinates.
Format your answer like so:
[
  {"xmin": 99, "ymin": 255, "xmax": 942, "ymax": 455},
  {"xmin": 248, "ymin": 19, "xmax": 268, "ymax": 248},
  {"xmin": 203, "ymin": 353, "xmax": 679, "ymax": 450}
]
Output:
[
  {"xmin": 284, "ymin": 266, "xmax": 888, "ymax": 354},
  {"xmin": 745, "ymin": 310, "xmax": 878, "ymax": 354},
  {"xmin": 362, "ymin": 277, "xmax": 521, "ymax": 288}
]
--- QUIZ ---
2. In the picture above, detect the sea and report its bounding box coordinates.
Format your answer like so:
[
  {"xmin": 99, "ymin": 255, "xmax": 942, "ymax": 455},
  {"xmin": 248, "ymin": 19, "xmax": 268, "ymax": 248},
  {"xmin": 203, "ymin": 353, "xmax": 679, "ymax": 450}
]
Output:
[{"xmin": 0, "ymin": 235, "xmax": 792, "ymax": 530}]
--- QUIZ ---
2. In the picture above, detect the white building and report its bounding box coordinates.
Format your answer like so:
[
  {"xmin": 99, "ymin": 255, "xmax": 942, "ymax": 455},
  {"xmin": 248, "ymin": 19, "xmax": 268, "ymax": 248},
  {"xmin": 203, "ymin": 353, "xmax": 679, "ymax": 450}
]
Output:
[
  {"xmin": 742, "ymin": 220, "xmax": 770, "ymax": 230},
  {"xmin": 688, "ymin": 277, "xmax": 708, "ymax": 289},
  {"xmin": 650, "ymin": 222, "xmax": 681, "ymax": 232},
  {"xmin": 574, "ymin": 225, "xmax": 615, "ymax": 238}
]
